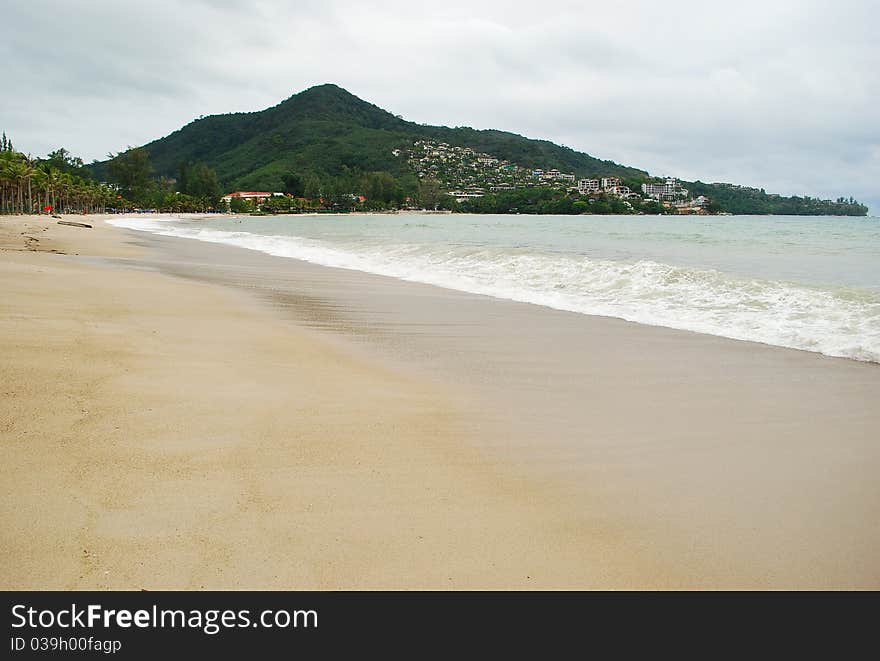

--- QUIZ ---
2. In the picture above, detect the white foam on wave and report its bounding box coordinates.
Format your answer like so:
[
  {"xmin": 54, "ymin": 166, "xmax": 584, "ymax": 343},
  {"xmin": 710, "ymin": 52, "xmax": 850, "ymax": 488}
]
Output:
[{"xmin": 108, "ymin": 215, "xmax": 880, "ymax": 363}]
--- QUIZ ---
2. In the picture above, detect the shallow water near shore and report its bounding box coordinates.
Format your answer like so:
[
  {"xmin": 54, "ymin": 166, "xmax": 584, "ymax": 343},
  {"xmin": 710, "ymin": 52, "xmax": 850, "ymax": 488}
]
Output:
[{"xmin": 110, "ymin": 213, "xmax": 880, "ymax": 362}]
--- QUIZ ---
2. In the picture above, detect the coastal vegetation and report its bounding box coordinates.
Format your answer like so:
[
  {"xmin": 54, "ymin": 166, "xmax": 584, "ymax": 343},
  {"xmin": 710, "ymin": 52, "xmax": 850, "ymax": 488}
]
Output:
[
  {"xmin": 0, "ymin": 135, "xmax": 118, "ymax": 214},
  {"xmin": 104, "ymin": 147, "xmax": 223, "ymax": 212},
  {"xmin": 0, "ymin": 134, "xmax": 227, "ymax": 215},
  {"xmin": 687, "ymin": 182, "xmax": 868, "ymax": 216}
]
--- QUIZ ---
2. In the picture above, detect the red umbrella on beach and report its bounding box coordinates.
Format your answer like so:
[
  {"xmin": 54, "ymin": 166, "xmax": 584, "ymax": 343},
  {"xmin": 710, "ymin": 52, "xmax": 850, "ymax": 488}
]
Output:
[{"xmin": 42, "ymin": 205, "xmax": 52, "ymax": 213}]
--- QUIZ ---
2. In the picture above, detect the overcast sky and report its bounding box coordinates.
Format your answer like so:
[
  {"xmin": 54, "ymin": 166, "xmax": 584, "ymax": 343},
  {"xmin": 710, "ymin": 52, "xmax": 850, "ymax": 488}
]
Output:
[{"xmin": 3, "ymin": 0, "xmax": 877, "ymax": 211}]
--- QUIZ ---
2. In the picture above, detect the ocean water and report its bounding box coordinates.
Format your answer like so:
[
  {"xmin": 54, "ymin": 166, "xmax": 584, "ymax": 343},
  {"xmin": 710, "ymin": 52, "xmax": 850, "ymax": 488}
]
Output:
[{"xmin": 109, "ymin": 213, "xmax": 880, "ymax": 363}]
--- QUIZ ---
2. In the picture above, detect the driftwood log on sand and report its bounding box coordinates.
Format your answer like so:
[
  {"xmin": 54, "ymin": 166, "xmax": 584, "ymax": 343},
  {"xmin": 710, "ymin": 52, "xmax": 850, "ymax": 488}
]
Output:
[{"xmin": 57, "ymin": 220, "xmax": 92, "ymax": 229}]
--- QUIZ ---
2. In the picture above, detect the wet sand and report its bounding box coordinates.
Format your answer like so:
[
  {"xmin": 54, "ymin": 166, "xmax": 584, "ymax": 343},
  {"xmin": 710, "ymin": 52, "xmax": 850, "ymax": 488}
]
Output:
[{"xmin": 2, "ymin": 214, "xmax": 879, "ymax": 588}]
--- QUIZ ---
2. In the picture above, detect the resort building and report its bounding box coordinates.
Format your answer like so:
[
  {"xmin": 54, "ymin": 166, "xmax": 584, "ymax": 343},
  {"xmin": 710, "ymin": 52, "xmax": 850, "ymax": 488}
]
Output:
[
  {"xmin": 601, "ymin": 177, "xmax": 622, "ymax": 190},
  {"xmin": 578, "ymin": 179, "xmax": 600, "ymax": 194},
  {"xmin": 540, "ymin": 169, "xmax": 576, "ymax": 182},
  {"xmin": 641, "ymin": 178, "xmax": 689, "ymax": 201},
  {"xmin": 606, "ymin": 184, "xmax": 637, "ymax": 198},
  {"xmin": 668, "ymin": 195, "xmax": 711, "ymax": 214}
]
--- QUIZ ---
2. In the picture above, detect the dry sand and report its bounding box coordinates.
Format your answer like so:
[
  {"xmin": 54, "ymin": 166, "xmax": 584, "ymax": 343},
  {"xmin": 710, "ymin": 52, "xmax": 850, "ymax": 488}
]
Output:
[{"xmin": 0, "ymin": 215, "xmax": 659, "ymax": 589}]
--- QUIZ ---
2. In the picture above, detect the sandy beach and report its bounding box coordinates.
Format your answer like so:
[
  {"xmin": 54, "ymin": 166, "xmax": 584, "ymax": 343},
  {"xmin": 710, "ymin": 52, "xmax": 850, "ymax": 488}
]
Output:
[
  {"xmin": 0, "ymin": 215, "xmax": 659, "ymax": 589},
  {"xmin": 2, "ymin": 214, "xmax": 879, "ymax": 589}
]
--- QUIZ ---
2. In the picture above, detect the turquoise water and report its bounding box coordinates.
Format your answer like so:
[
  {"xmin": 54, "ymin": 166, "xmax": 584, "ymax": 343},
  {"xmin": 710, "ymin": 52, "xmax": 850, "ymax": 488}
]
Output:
[{"xmin": 111, "ymin": 213, "xmax": 880, "ymax": 362}]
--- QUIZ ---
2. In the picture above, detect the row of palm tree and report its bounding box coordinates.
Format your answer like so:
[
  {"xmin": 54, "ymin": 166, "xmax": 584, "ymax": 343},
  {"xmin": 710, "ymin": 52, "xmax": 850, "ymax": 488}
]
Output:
[{"xmin": 0, "ymin": 150, "xmax": 119, "ymax": 215}]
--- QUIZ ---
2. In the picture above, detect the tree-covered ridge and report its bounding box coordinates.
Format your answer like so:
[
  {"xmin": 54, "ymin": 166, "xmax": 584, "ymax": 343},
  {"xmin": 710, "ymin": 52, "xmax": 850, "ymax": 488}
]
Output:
[{"xmin": 686, "ymin": 182, "xmax": 868, "ymax": 216}]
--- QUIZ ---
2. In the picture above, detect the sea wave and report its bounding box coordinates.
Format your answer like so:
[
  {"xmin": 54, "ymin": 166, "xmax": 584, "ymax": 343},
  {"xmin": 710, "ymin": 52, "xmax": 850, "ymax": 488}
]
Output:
[{"xmin": 108, "ymin": 215, "xmax": 880, "ymax": 363}]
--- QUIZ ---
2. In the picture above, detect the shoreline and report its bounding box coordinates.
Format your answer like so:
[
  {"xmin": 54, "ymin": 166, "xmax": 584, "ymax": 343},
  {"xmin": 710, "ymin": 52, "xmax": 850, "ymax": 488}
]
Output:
[
  {"xmin": 106, "ymin": 210, "xmax": 877, "ymax": 218},
  {"xmin": 3, "ymin": 214, "xmax": 880, "ymax": 588},
  {"xmin": 109, "ymin": 212, "xmax": 880, "ymax": 365}
]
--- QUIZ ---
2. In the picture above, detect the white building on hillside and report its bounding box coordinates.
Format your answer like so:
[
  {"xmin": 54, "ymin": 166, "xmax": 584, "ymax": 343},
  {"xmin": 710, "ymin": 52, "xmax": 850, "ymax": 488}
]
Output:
[
  {"xmin": 601, "ymin": 177, "xmax": 622, "ymax": 190},
  {"xmin": 641, "ymin": 178, "xmax": 689, "ymax": 201},
  {"xmin": 578, "ymin": 179, "xmax": 600, "ymax": 194},
  {"xmin": 540, "ymin": 169, "xmax": 576, "ymax": 182},
  {"xmin": 607, "ymin": 184, "xmax": 627, "ymax": 196}
]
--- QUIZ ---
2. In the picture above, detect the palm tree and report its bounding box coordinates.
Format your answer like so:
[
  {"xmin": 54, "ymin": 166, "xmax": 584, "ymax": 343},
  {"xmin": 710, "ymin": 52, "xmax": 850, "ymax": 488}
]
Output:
[
  {"xmin": 7, "ymin": 158, "xmax": 27, "ymax": 213},
  {"xmin": 22, "ymin": 156, "xmax": 36, "ymax": 213},
  {"xmin": 39, "ymin": 165, "xmax": 63, "ymax": 212},
  {"xmin": 0, "ymin": 151, "xmax": 15, "ymax": 213}
]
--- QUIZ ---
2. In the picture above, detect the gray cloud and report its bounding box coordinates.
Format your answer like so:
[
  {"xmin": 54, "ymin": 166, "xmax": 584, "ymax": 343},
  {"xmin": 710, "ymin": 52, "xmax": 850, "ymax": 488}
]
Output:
[{"xmin": 2, "ymin": 0, "xmax": 877, "ymax": 211}]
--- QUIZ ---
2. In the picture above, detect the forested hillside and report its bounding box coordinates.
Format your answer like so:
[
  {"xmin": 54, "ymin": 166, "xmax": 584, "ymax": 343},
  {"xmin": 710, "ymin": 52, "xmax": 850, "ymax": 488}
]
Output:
[{"xmin": 87, "ymin": 84, "xmax": 867, "ymax": 216}]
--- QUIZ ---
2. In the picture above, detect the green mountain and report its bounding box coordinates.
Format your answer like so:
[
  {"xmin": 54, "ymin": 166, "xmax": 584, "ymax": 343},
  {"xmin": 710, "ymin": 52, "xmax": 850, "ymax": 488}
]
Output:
[
  {"xmin": 94, "ymin": 84, "xmax": 645, "ymax": 188},
  {"xmin": 91, "ymin": 84, "xmax": 867, "ymax": 215}
]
